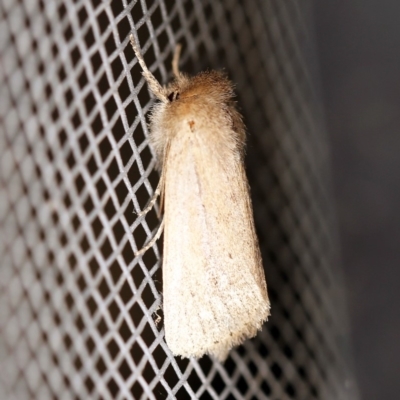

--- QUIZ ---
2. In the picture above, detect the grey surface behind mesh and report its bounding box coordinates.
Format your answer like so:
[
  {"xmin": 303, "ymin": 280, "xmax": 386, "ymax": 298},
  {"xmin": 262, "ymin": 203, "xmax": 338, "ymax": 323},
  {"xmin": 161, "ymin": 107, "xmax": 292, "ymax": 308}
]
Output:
[{"xmin": 0, "ymin": 0, "xmax": 358, "ymax": 399}]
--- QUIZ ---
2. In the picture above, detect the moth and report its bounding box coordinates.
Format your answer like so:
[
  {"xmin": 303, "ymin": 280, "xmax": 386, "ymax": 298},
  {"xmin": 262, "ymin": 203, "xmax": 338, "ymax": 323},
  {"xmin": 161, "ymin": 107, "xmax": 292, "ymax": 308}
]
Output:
[{"xmin": 130, "ymin": 35, "xmax": 270, "ymax": 360}]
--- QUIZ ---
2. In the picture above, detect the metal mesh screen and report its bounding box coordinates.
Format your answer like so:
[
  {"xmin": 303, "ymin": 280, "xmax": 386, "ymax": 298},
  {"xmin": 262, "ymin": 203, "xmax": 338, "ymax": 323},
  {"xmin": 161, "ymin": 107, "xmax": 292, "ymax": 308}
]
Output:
[{"xmin": 0, "ymin": 0, "xmax": 358, "ymax": 399}]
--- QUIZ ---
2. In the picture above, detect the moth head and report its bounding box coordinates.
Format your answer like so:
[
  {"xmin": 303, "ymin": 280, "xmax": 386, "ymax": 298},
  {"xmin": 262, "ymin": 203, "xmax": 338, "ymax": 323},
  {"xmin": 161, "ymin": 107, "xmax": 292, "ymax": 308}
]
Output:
[
  {"xmin": 164, "ymin": 71, "xmax": 234, "ymax": 105},
  {"xmin": 167, "ymin": 90, "xmax": 180, "ymax": 102}
]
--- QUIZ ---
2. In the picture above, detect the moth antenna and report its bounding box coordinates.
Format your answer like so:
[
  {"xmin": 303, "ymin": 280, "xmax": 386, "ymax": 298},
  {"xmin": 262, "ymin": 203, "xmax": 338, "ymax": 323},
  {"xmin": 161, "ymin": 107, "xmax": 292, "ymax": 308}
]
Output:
[
  {"xmin": 130, "ymin": 34, "xmax": 168, "ymax": 102},
  {"xmin": 135, "ymin": 219, "xmax": 165, "ymax": 257},
  {"xmin": 172, "ymin": 44, "xmax": 182, "ymax": 77}
]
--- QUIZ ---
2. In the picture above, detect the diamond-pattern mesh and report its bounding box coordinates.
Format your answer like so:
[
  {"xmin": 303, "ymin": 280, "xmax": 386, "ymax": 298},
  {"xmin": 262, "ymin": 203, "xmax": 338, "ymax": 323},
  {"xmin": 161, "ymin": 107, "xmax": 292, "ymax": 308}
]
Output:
[{"xmin": 0, "ymin": 1, "xmax": 358, "ymax": 399}]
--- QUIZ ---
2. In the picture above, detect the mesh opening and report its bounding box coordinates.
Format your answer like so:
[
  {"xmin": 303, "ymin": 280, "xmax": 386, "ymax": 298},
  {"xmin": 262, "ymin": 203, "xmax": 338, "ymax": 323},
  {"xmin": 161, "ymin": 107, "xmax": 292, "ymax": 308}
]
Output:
[{"xmin": 0, "ymin": 0, "xmax": 358, "ymax": 399}]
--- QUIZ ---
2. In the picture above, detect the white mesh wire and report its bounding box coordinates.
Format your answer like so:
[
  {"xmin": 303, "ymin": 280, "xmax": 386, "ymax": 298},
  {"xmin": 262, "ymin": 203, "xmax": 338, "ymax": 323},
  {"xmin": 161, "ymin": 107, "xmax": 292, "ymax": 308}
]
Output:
[{"xmin": 0, "ymin": 0, "xmax": 358, "ymax": 399}]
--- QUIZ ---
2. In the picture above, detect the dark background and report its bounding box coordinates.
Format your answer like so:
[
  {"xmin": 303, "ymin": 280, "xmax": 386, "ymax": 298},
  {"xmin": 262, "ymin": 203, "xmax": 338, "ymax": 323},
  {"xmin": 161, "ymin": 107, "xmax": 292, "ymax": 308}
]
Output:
[{"xmin": 314, "ymin": 2, "xmax": 400, "ymax": 399}]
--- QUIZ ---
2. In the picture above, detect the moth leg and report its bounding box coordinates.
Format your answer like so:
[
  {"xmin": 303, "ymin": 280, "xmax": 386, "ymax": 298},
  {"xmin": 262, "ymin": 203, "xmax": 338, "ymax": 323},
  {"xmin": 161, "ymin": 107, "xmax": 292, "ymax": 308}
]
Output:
[
  {"xmin": 136, "ymin": 139, "xmax": 169, "ymax": 217},
  {"xmin": 172, "ymin": 44, "xmax": 182, "ymax": 77},
  {"xmin": 157, "ymin": 139, "xmax": 171, "ymax": 216},
  {"xmin": 137, "ymin": 177, "xmax": 162, "ymax": 217},
  {"xmin": 135, "ymin": 218, "xmax": 165, "ymax": 257}
]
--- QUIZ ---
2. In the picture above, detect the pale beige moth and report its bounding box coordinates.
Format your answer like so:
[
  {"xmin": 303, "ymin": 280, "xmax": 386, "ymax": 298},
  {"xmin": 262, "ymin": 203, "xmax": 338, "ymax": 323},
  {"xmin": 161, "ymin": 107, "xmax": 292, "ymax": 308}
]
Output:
[{"xmin": 131, "ymin": 35, "xmax": 270, "ymax": 360}]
